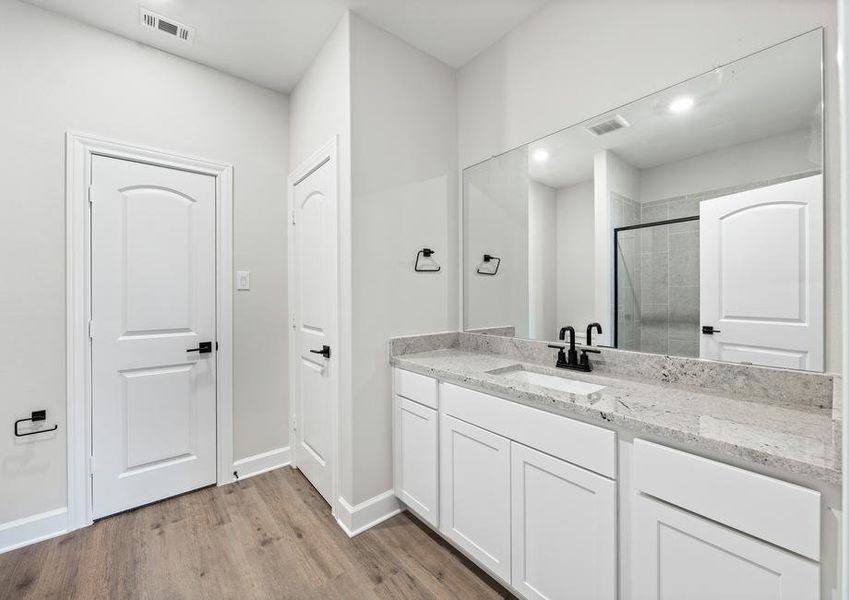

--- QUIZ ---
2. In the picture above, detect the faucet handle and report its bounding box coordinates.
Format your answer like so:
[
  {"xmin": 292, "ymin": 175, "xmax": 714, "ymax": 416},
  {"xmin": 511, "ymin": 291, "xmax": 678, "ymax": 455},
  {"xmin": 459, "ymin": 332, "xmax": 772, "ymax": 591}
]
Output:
[
  {"xmin": 548, "ymin": 344, "xmax": 569, "ymax": 369},
  {"xmin": 578, "ymin": 347, "xmax": 600, "ymax": 370}
]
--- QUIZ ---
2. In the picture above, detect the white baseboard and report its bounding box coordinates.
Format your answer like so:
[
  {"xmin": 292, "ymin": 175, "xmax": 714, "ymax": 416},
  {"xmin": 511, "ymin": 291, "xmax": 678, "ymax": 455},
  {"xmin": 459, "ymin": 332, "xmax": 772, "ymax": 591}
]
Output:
[
  {"xmin": 336, "ymin": 490, "xmax": 402, "ymax": 537},
  {"xmin": 0, "ymin": 507, "xmax": 69, "ymax": 555},
  {"xmin": 231, "ymin": 446, "xmax": 291, "ymax": 482}
]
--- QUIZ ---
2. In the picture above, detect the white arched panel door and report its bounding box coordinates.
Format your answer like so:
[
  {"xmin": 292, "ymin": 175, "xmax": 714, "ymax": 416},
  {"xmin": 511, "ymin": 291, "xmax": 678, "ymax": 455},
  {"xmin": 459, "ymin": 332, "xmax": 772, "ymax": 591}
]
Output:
[
  {"xmin": 290, "ymin": 152, "xmax": 338, "ymax": 506},
  {"xmin": 91, "ymin": 155, "xmax": 217, "ymax": 519},
  {"xmin": 700, "ymin": 175, "xmax": 823, "ymax": 371}
]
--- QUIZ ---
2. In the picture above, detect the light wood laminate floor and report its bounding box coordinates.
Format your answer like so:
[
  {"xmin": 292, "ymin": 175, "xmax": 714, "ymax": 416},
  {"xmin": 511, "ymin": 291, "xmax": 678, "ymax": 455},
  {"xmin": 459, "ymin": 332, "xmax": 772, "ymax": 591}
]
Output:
[{"xmin": 0, "ymin": 467, "xmax": 509, "ymax": 599}]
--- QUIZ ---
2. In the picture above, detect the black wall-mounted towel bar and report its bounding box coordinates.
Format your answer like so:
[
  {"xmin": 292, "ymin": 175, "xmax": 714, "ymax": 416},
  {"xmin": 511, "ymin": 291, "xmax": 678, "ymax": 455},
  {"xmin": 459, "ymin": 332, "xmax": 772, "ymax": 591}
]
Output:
[{"xmin": 14, "ymin": 410, "xmax": 58, "ymax": 438}]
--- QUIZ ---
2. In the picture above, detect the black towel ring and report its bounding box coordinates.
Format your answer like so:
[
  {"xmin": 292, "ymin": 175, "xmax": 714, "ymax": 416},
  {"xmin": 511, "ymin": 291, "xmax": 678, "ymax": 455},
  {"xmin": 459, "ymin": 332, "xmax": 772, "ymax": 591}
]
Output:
[
  {"xmin": 476, "ymin": 254, "xmax": 501, "ymax": 276},
  {"xmin": 415, "ymin": 248, "xmax": 441, "ymax": 272}
]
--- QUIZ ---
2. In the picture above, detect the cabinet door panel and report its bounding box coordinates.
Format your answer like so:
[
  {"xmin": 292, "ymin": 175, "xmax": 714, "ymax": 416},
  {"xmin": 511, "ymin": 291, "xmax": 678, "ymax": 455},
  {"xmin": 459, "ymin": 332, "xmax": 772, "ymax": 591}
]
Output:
[
  {"xmin": 394, "ymin": 396, "xmax": 438, "ymax": 527},
  {"xmin": 632, "ymin": 493, "xmax": 818, "ymax": 600},
  {"xmin": 440, "ymin": 414, "xmax": 511, "ymax": 582},
  {"xmin": 511, "ymin": 443, "xmax": 616, "ymax": 600}
]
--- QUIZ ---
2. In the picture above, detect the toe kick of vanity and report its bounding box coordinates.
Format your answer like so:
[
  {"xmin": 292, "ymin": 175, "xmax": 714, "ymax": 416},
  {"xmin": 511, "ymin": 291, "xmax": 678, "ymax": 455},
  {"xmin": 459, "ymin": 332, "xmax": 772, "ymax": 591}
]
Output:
[{"xmin": 392, "ymin": 366, "xmax": 829, "ymax": 600}]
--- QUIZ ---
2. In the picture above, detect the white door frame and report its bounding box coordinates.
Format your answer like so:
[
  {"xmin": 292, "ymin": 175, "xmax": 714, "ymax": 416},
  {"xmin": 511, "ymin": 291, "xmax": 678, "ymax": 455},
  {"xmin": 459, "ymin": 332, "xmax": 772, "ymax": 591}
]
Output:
[
  {"xmin": 287, "ymin": 137, "xmax": 341, "ymax": 519},
  {"xmin": 66, "ymin": 131, "xmax": 234, "ymax": 531}
]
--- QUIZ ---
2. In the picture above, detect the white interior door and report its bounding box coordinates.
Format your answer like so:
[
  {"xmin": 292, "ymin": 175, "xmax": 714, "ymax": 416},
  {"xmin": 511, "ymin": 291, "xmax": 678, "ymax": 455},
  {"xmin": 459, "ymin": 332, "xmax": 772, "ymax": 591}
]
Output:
[
  {"xmin": 699, "ymin": 175, "xmax": 823, "ymax": 370},
  {"xmin": 291, "ymin": 155, "xmax": 338, "ymax": 505},
  {"xmin": 91, "ymin": 155, "xmax": 217, "ymax": 519}
]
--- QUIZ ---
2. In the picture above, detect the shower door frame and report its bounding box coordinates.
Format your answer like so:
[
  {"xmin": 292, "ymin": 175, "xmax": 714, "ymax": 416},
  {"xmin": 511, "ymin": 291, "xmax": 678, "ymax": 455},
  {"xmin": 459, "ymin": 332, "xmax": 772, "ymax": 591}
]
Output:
[{"xmin": 612, "ymin": 215, "xmax": 700, "ymax": 349}]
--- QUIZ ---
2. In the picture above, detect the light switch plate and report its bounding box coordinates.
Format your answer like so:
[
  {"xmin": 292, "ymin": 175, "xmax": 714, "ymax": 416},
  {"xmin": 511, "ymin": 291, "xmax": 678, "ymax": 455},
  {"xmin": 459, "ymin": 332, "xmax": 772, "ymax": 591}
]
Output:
[{"xmin": 236, "ymin": 270, "xmax": 250, "ymax": 290}]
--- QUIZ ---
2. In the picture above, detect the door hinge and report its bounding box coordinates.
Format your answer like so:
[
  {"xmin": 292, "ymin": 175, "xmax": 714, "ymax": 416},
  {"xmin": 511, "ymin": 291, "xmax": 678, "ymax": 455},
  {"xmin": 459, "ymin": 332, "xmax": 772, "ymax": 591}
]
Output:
[
  {"xmin": 291, "ymin": 313, "xmax": 296, "ymax": 330},
  {"xmin": 88, "ymin": 455, "xmax": 95, "ymax": 475},
  {"xmin": 290, "ymin": 211, "xmax": 296, "ymax": 226},
  {"xmin": 88, "ymin": 186, "xmax": 94, "ymax": 204},
  {"xmin": 290, "ymin": 416, "xmax": 297, "ymax": 432},
  {"xmin": 88, "ymin": 320, "xmax": 94, "ymax": 339}
]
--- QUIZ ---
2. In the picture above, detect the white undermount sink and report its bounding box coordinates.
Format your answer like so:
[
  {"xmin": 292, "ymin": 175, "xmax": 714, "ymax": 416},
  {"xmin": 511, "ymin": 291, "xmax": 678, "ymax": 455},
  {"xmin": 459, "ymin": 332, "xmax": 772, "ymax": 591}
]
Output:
[{"xmin": 494, "ymin": 368, "xmax": 606, "ymax": 395}]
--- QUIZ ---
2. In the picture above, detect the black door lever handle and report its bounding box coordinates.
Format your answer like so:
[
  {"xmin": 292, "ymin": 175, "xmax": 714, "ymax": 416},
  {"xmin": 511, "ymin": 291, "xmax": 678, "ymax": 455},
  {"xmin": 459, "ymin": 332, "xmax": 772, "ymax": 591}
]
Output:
[
  {"xmin": 187, "ymin": 341, "xmax": 213, "ymax": 354},
  {"xmin": 310, "ymin": 345, "xmax": 331, "ymax": 359}
]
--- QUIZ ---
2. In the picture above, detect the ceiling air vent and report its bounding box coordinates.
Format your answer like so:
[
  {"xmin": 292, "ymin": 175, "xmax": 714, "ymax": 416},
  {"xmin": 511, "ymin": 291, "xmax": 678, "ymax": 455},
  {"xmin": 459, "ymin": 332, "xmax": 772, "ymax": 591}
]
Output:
[
  {"xmin": 585, "ymin": 115, "xmax": 630, "ymax": 137},
  {"xmin": 139, "ymin": 8, "xmax": 195, "ymax": 43}
]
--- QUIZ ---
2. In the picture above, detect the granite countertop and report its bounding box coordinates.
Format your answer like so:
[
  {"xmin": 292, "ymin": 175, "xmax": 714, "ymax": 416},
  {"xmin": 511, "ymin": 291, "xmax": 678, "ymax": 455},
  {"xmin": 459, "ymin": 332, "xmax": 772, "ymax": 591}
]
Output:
[{"xmin": 391, "ymin": 348, "xmax": 841, "ymax": 484}]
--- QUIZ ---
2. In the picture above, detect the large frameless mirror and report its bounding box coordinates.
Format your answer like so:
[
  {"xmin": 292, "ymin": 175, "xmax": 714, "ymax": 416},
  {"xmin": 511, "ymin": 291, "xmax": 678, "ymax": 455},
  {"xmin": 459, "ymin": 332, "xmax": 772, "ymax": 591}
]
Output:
[{"xmin": 463, "ymin": 29, "xmax": 825, "ymax": 371}]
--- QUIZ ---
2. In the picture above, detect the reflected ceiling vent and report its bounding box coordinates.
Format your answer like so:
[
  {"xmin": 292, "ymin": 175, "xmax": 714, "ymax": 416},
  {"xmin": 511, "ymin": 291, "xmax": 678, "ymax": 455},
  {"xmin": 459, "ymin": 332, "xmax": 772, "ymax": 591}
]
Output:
[
  {"xmin": 585, "ymin": 115, "xmax": 630, "ymax": 136},
  {"xmin": 139, "ymin": 8, "xmax": 195, "ymax": 43}
]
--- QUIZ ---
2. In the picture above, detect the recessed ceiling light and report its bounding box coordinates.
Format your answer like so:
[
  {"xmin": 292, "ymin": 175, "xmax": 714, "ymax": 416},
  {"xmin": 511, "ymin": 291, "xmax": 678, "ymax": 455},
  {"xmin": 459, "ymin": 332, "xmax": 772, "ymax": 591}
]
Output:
[
  {"xmin": 668, "ymin": 96, "xmax": 695, "ymax": 113},
  {"xmin": 533, "ymin": 149, "xmax": 549, "ymax": 162}
]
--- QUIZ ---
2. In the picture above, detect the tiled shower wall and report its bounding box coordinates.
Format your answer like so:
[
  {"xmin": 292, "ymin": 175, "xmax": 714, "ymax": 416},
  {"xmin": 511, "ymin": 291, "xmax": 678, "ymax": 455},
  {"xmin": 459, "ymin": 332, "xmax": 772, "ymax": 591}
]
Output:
[
  {"xmin": 637, "ymin": 196, "xmax": 700, "ymax": 357},
  {"xmin": 615, "ymin": 170, "xmax": 821, "ymax": 359}
]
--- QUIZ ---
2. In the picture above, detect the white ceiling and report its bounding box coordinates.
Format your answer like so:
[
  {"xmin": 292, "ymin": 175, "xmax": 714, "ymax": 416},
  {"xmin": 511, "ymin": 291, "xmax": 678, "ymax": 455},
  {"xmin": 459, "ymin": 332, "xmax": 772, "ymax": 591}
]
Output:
[
  {"xmin": 525, "ymin": 30, "xmax": 822, "ymax": 189},
  {"xmin": 22, "ymin": 0, "xmax": 545, "ymax": 93}
]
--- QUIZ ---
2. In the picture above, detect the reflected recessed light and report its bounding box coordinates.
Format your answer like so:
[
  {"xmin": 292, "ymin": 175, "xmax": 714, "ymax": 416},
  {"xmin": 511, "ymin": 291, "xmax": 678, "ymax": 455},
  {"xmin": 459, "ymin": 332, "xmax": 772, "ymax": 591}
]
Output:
[
  {"xmin": 669, "ymin": 96, "xmax": 695, "ymax": 113},
  {"xmin": 533, "ymin": 149, "xmax": 549, "ymax": 162}
]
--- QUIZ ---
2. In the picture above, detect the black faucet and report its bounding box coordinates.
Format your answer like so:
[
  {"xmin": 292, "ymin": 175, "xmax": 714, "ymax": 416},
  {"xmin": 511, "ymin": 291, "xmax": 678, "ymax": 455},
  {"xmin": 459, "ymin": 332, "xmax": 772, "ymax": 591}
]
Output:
[
  {"xmin": 559, "ymin": 326, "xmax": 578, "ymax": 366},
  {"xmin": 586, "ymin": 322, "xmax": 602, "ymax": 346},
  {"xmin": 549, "ymin": 324, "xmax": 602, "ymax": 372}
]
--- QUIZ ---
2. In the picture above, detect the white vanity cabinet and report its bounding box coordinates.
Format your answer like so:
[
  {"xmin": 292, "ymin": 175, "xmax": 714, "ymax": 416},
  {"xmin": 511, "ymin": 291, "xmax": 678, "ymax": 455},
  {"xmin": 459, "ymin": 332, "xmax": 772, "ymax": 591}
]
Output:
[
  {"xmin": 439, "ymin": 414, "xmax": 512, "ymax": 581},
  {"xmin": 393, "ymin": 368, "xmax": 440, "ymax": 527},
  {"xmin": 632, "ymin": 493, "xmax": 818, "ymax": 599},
  {"xmin": 391, "ymin": 368, "xmax": 826, "ymax": 600},
  {"xmin": 631, "ymin": 439, "xmax": 821, "ymax": 600},
  {"xmin": 394, "ymin": 396, "xmax": 439, "ymax": 526},
  {"xmin": 511, "ymin": 442, "xmax": 616, "ymax": 600},
  {"xmin": 393, "ymin": 369, "xmax": 618, "ymax": 598}
]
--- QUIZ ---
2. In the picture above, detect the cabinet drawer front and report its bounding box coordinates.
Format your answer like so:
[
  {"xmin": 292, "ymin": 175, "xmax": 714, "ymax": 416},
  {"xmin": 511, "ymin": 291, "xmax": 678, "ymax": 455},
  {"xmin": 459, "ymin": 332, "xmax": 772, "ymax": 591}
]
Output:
[
  {"xmin": 395, "ymin": 396, "xmax": 438, "ymax": 527},
  {"xmin": 394, "ymin": 368, "xmax": 438, "ymax": 409},
  {"xmin": 441, "ymin": 382, "xmax": 616, "ymax": 478},
  {"xmin": 632, "ymin": 493, "xmax": 819, "ymax": 600},
  {"xmin": 439, "ymin": 414, "xmax": 511, "ymax": 582},
  {"xmin": 633, "ymin": 439, "xmax": 821, "ymax": 560},
  {"xmin": 511, "ymin": 443, "xmax": 617, "ymax": 600}
]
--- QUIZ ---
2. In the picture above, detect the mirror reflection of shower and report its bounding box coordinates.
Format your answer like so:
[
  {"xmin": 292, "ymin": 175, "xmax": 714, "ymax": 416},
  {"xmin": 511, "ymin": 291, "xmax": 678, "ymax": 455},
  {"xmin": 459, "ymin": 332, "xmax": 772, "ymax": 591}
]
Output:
[{"xmin": 614, "ymin": 205, "xmax": 700, "ymax": 357}]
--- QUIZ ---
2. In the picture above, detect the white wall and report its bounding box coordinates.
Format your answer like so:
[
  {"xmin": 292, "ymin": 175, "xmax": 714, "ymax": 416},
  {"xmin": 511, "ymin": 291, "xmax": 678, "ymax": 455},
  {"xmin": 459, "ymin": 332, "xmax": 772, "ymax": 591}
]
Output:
[
  {"xmin": 288, "ymin": 13, "xmax": 355, "ymax": 502},
  {"xmin": 556, "ymin": 181, "xmax": 595, "ymax": 335},
  {"xmin": 528, "ymin": 181, "xmax": 557, "ymax": 340},
  {"xmin": 0, "ymin": 0, "xmax": 288, "ymax": 528},
  {"xmin": 349, "ymin": 14, "xmax": 458, "ymax": 504},
  {"xmin": 640, "ymin": 129, "xmax": 821, "ymax": 203},
  {"xmin": 458, "ymin": 0, "xmax": 842, "ymax": 373},
  {"xmin": 288, "ymin": 10, "xmax": 458, "ymax": 510}
]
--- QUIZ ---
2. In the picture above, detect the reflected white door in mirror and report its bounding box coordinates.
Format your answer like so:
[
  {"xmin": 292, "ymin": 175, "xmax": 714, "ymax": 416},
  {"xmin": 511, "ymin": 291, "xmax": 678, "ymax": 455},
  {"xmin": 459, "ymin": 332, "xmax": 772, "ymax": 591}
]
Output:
[{"xmin": 700, "ymin": 175, "xmax": 823, "ymax": 370}]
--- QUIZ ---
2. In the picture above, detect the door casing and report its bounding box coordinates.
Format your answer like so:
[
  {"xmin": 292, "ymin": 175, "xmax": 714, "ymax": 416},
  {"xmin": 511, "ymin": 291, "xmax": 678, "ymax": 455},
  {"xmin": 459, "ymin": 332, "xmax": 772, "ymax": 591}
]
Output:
[
  {"xmin": 66, "ymin": 131, "xmax": 234, "ymax": 531},
  {"xmin": 287, "ymin": 137, "xmax": 341, "ymax": 520}
]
